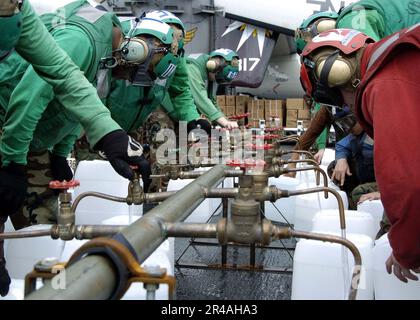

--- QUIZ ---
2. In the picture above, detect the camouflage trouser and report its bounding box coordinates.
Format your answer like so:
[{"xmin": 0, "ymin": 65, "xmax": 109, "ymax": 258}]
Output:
[
  {"xmin": 23, "ymin": 150, "xmax": 58, "ymax": 224},
  {"xmin": 129, "ymin": 107, "xmax": 175, "ymax": 194},
  {"xmin": 74, "ymin": 135, "xmax": 102, "ymax": 163},
  {"xmin": 0, "ymin": 129, "xmax": 55, "ymax": 227},
  {"xmin": 350, "ymin": 182, "xmax": 378, "ymax": 204},
  {"xmin": 73, "ymin": 107, "xmax": 175, "ymax": 212}
]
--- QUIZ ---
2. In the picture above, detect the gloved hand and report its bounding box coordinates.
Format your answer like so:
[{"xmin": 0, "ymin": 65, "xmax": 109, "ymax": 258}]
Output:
[
  {"xmin": 0, "ymin": 259, "xmax": 11, "ymax": 297},
  {"xmin": 217, "ymin": 117, "xmax": 238, "ymax": 130},
  {"xmin": 49, "ymin": 153, "xmax": 73, "ymax": 182},
  {"xmin": 187, "ymin": 119, "xmax": 212, "ymax": 135},
  {"xmin": 0, "ymin": 162, "xmax": 27, "ymax": 218},
  {"xmin": 94, "ymin": 130, "xmax": 147, "ymax": 181}
]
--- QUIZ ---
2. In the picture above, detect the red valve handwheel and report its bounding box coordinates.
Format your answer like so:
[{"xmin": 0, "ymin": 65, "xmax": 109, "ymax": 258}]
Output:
[{"xmin": 49, "ymin": 180, "xmax": 80, "ymax": 190}]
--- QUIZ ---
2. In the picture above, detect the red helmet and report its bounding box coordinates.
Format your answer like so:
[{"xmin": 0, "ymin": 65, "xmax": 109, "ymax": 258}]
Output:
[
  {"xmin": 300, "ymin": 29, "xmax": 374, "ymax": 107},
  {"xmin": 302, "ymin": 29, "xmax": 374, "ymax": 56}
]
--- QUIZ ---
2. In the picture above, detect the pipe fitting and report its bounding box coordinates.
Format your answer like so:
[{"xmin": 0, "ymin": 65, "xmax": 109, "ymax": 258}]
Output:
[
  {"xmin": 251, "ymin": 173, "xmax": 269, "ymax": 201},
  {"xmin": 217, "ymin": 198, "xmax": 269, "ymax": 245},
  {"xmin": 126, "ymin": 177, "xmax": 144, "ymax": 205},
  {"xmin": 57, "ymin": 191, "xmax": 75, "ymax": 241}
]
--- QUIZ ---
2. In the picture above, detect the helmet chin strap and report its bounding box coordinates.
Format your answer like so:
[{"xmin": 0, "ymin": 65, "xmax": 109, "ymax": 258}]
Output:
[
  {"xmin": 313, "ymin": 50, "xmax": 345, "ymax": 107},
  {"xmin": 319, "ymin": 50, "xmax": 340, "ymax": 87}
]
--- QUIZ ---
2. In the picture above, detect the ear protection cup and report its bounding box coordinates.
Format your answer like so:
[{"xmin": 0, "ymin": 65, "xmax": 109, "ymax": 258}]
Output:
[
  {"xmin": 206, "ymin": 59, "xmax": 218, "ymax": 72},
  {"xmin": 119, "ymin": 38, "xmax": 149, "ymax": 64},
  {"xmin": 314, "ymin": 50, "xmax": 356, "ymax": 87},
  {"xmin": 312, "ymin": 50, "xmax": 345, "ymax": 106},
  {"xmin": 316, "ymin": 19, "xmax": 337, "ymax": 33},
  {"xmin": 316, "ymin": 58, "xmax": 353, "ymax": 87}
]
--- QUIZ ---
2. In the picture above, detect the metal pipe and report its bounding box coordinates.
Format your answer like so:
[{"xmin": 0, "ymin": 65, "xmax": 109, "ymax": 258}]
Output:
[
  {"xmin": 74, "ymin": 225, "xmax": 126, "ymax": 240},
  {"xmin": 281, "ymin": 159, "xmax": 319, "ymax": 167},
  {"xmin": 71, "ymin": 192, "xmax": 127, "ymax": 213},
  {"xmin": 144, "ymin": 192, "xmax": 176, "ymax": 203},
  {"xmin": 276, "ymin": 137, "xmax": 300, "ymax": 144},
  {"xmin": 290, "ymin": 229, "xmax": 362, "ymax": 301},
  {"xmin": 278, "ymin": 150, "xmax": 316, "ymax": 160},
  {"xmin": 277, "ymin": 159, "xmax": 321, "ymax": 184},
  {"xmin": 0, "ymin": 224, "xmax": 126, "ymax": 241},
  {"xmin": 0, "ymin": 228, "xmax": 52, "ymax": 239},
  {"xmin": 163, "ymin": 223, "xmax": 218, "ymax": 238},
  {"xmin": 282, "ymin": 166, "xmax": 328, "ymax": 196},
  {"xmin": 151, "ymin": 169, "xmax": 243, "ymax": 180},
  {"xmin": 27, "ymin": 165, "xmax": 227, "ymax": 300},
  {"xmin": 285, "ymin": 187, "xmax": 346, "ymax": 230},
  {"xmin": 204, "ymin": 188, "xmax": 238, "ymax": 198}
]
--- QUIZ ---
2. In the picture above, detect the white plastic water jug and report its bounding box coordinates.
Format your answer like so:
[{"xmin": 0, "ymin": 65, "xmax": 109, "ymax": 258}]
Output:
[
  {"xmin": 294, "ymin": 163, "xmax": 320, "ymax": 184},
  {"xmin": 294, "ymin": 183, "xmax": 349, "ymax": 232},
  {"xmin": 292, "ymin": 233, "xmax": 374, "ymax": 300},
  {"xmin": 3, "ymin": 218, "xmax": 15, "ymax": 258},
  {"xmin": 312, "ymin": 210, "xmax": 377, "ymax": 240},
  {"xmin": 357, "ymin": 200, "xmax": 384, "ymax": 232},
  {"xmin": 296, "ymin": 179, "xmax": 341, "ymax": 192},
  {"xmin": 74, "ymin": 160, "xmax": 142, "ymax": 225},
  {"xmin": 264, "ymin": 176, "xmax": 300, "ymax": 224},
  {"xmin": 373, "ymin": 234, "xmax": 420, "ymax": 300},
  {"xmin": 5, "ymin": 225, "xmax": 65, "ymax": 279},
  {"xmin": 321, "ymin": 148, "xmax": 336, "ymax": 166}
]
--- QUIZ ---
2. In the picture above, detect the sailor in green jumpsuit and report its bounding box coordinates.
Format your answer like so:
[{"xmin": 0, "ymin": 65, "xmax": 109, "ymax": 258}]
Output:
[
  {"xmin": 141, "ymin": 10, "xmax": 212, "ymax": 134},
  {"xmin": 186, "ymin": 48, "xmax": 240, "ymax": 130},
  {"xmin": 0, "ymin": 2, "xmax": 178, "ymax": 297}
]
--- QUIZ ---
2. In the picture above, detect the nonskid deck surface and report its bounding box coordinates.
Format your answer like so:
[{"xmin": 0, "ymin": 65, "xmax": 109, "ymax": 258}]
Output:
[{"xmin": 174, "ymin": 221, "xmax": 295, "ymax": 300}]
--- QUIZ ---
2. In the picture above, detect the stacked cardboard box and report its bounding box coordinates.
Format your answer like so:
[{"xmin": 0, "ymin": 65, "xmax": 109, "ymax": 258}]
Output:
[
  {"xmin": 216, "ymin": 95, "xmax": 226, "ymax": 107},
  {"xmin": 235, "ymin": 95, "xmax": 249, "ymax": 114},
  {"xmin": 286, "ymin": 98, "xmax": 305, "ymax": 127},
  {"xmin": 221, "ymin": 105, "xmax": 236, "ymax": 117},
  {"xmin": 248, "ymin": 100, "xmax": 265, "ymax": 121},
  {"xmin": 225, "ymin": 95, "xmax": 236, "ymax": 106},
  {"xmin": 264, "ymin": 100, "xmax": 283, "ymax": 127}
]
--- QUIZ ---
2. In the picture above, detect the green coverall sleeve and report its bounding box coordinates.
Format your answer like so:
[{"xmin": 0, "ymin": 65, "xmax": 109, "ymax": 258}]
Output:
[
  {"xmin": 165, "ymin": 58, "xmax": 200, "ymax": 122},
  {"xmin": 187, "ymin": 64, "xmax": 224, "ymax": 122},
  {"xmin": 337, "ymin": 9, "xmax": 385, "ymax": 41},
  {"xmin": 14, "ymin": 1, "xmax": 120, "ymax": 147},
  {"xmin": 313, "ymin": 103, "xmax": 328, "ymax": 150},
  {"xmin": 52, "ymin": 126, "xmax": 83, "ymax": 158},
  {"xmin": 1, "ymin": 27, "xmax": 99, "ymax": 166}
]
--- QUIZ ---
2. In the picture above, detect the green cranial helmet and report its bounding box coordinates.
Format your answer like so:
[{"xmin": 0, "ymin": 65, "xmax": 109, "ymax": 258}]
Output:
[
  {"xmin": 146, "ymin": 10, "xmax": 185, "ymax": 34},
  {"xmin": 125, "ymin": 17, "xmax": 174, "ymax": 45},
  {"xmin": 295, "ymin": 11, "xmax": 338, "ymax": 54},
  {"xmin": 118, "ymin": 17, "xmax": 179, "ymax": 86},
  {"xmin": 209, "ymin": 48, "xmax": 239, "ymax": 62},
  {"xmin": 146, "ymin": 10, "xmax": 185, "ymax": 51},
  {"xmin": 0, "ymin": 0, "xmax": 23, "ymax": 61},
  {"xmin": 209, "ymin": 48, "xmax": 240, "ymax": 83}
]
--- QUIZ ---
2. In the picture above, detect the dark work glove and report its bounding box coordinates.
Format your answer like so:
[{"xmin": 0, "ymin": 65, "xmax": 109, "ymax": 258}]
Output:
[
  {"xmin": 0, "ymin": 162, "xmax": 27, "ymax": 218},
  {"xmin": 94, "ymin": 130, "xmax": 145, "ymax": 181},
  {"xmin": 187, "ymin": 119, "xmax": 212, "ymax": 135},
  {"xmin": 0, "ymin": 259, "xmax": 11, "ymax": 297},
  {"xmin": 138, "ymin": 157, "xmax": 152, "ymax": 193},
  {"xmin": 49, "ymin": 153, "xmax": 73, "ymax": 182}
]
